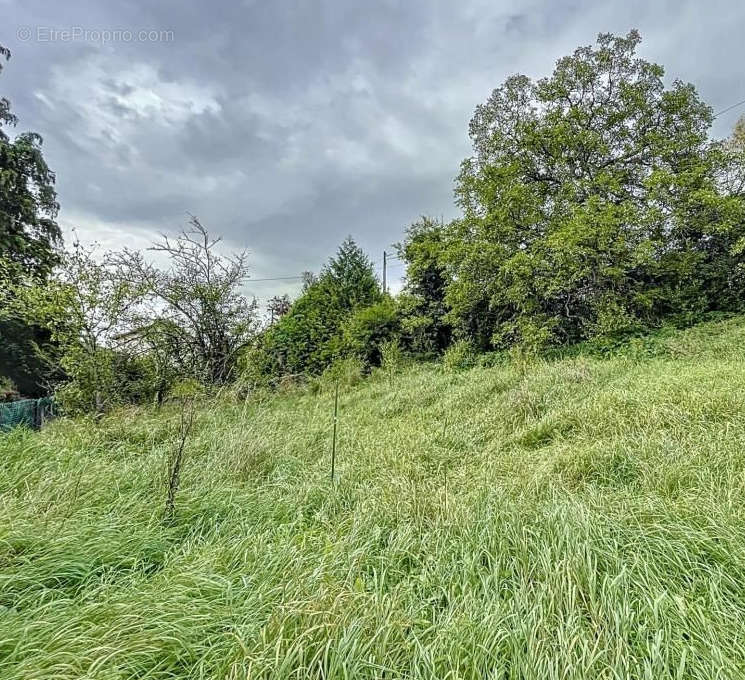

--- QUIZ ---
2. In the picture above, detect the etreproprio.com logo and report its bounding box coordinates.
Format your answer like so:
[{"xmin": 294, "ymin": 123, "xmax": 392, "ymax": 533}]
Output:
[{"xmin": 17, "ymin": 26, "xmax": 175, "ymax": 44}]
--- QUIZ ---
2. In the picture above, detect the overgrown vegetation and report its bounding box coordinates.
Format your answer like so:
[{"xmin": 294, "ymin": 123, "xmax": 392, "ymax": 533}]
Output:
[
  {"xmin": 2, "ymin": 318, "xmax": 745, "ymax": 677},
  {"xmin": 5, "ymin": 32, "xmax": 745, "ymax": 404},
  {"xmin": 246, "ymin": 237, "xmax": 384, "ymax": 382},
  {"xmin": 4, "ymin": 29, "xmax": 745, "ymax": 675}
]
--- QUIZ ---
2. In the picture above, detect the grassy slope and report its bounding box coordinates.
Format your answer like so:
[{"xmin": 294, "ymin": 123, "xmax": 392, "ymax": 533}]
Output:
[{"xmin": 2, "ymin": 318, "xmax": 745, "ymax": 679}]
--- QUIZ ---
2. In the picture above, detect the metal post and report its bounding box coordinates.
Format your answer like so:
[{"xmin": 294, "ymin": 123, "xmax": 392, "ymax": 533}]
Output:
[
  {"xmin": 383, "ymin": 250, "xmax": 387, "ymax": 294},
  {"xmin": 331, "ymin": 380, "xmax": 339, "ymax": 482}
]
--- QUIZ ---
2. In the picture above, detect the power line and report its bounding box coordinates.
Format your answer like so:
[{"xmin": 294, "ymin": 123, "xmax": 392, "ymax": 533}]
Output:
[
  {"xmin": 372, "ymin": 255, "xmax": 399, "ymax": 266},
  {"xmin": 248, "ymin": 248, "xmax": 405, "ymax": 285},
  {"xmin": 714, "ymin": 98, "xmax": 745, "ymax": 119},
  {"xmin": 250, "ymin": 275, "xmax": 303, "ymax": 282}
]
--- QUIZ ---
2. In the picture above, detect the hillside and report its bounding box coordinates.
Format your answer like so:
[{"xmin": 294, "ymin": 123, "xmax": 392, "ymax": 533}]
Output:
[{"xmin": 3, "ymin": 317, "xmax": 745, "ymax": 678}]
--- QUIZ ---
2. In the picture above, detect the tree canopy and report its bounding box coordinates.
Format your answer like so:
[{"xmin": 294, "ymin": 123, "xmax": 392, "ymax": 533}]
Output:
[
  {"xmin": 0, "ymin": 45, "xmax": 62, "ymax": 396},
  {"xmin": 112, "ymin": 216, "xmax": 258, "ymax": 385},
  {"xmin": 249, "ymin": 237, "xmax": 381, "ymax": 380},
  {"xmin": 6, "ymin": 30, "xmax": 745, "ymax": 407},
  {"xmin": 446, "ymin": 30, "xmax": 745, "ymax": 349},
  {"xmin": 395, "ymin": 216, "xmax": 452, "ymax": 356},
  {"xmin": 0, "ymin": 45, "xmax": 60, "ymax": 279}
]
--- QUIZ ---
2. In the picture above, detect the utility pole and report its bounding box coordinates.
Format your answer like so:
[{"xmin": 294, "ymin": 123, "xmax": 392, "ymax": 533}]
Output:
[{"xmin": 383, "ymin": 250, "xmax": 387, "ymax": 293}]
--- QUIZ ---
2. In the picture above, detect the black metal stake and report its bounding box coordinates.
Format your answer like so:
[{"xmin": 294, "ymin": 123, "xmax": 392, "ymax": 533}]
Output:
[{"xmin": 331, "ymin": 380, "xmax": 339, "ymax": 483}]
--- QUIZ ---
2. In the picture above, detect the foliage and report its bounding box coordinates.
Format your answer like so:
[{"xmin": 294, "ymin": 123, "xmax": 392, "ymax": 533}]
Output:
[
  {"xmin": 395, "ymin": 217, "xmax": 452, "ymax": 356},
  {"xmin": 442, "ymin": 338, "xmax": 476, "ymax": 372},
  {"xmin": 112, "ymin": 216, "xmax": 259, "ymax": 385},
  {"xmin": 5, "ymin": 317, "xmax": 745, "ymax": 676},
  {"xmin": 250, "ymin": 237, "xmax": 381, "ymax": 381},
  {"xmin": 4, "ymin": 218, "xmax": 259, "ymax": 411},
  {"xmin": 446, "ymin": 30, "xmax": 745, "ymax": 350},
  {"xmin": 0, "ymin": 375, "xmax": 18, "ymax": 401},
  {"xmin": 12, "ymin": 240, "xmax": 146, "ymax": 413},
  {"xmin": 342, "ymin": 297, "xmax": 400, "ymax": 367},
  {"xmin": 0, "ymin": 46, "xmax": 62, "ymax": 395},
  {"xmin": 0, "ymin": 270, "xmax": 59, "ymax": 397},
  {"xmin": 0, "ymin": 45, "xmax": 61, "ymax": 279},
  {"xmin": 53, "ymin": 348, "xmax": 159, "ymax": 415}
]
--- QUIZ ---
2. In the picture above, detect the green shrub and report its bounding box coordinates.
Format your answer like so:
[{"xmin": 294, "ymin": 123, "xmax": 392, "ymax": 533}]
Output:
[
  {"xmin": 343, "ymin": 298, "xmax": 400, "ymax": 367},
  {"xmin": 55, "ymin": 348, "xmax": 161, "ymax": 415},
  {"xmin": 442, "ymin": 339, "xmax": 476, "ymax": 372}
]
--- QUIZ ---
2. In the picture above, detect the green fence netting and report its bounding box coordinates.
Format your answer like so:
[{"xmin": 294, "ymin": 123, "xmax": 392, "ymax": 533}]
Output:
[{"xmin": 0, "ymin": 398, "xmax": 55, "ymax": 432}]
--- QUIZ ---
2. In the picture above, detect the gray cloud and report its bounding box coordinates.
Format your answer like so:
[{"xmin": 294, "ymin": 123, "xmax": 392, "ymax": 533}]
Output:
[{"xmin": 3, "ymin": 0, "xmax": 745, "ymax": 302}]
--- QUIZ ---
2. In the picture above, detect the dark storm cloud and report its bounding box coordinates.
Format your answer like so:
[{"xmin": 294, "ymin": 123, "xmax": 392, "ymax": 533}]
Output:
[{"xmin": 2, "ymin": 0, "xmax": 745, "ymax": 298}]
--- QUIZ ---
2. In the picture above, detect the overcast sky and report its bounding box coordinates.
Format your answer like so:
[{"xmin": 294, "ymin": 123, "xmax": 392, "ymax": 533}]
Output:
[{"xmin": 3, "ymin": 0, "xmax": 745, "ymax": 302}]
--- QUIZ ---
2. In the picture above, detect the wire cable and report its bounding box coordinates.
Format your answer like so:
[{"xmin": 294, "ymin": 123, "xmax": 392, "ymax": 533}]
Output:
[
  {"xmin": 250, "ymin": 275, "xmax": 303, "ymax": 282},
  {"xmin": 714, "ymin": 98, "xmax": 745, "ymax": 119},
  {"xmin": 250, "ymin": 248, "xmax": 405, "ymax": 283}
]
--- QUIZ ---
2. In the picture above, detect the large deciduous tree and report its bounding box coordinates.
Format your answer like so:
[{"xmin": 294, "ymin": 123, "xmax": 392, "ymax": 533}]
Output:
[
  {"xmin": 0, "ymin": 45, "xmax": 62, "ymax": 395},
  {"xmin": 448, "ymin": 30, "xmax": 745, "ymax": 350},
  {"xmin": 0, "ymin": 45, "xmax": 60, "ymax": 278}
]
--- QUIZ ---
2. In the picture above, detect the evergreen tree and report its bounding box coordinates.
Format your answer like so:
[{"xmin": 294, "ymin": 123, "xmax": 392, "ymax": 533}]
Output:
[{"xmin": 249, "ymin": 237, "xmax": 381, "ymax": 379}]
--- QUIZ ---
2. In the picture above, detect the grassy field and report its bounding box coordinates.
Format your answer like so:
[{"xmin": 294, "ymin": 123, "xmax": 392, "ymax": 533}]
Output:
[{"xmin": 3, "ymin": 317, "xmax": 745, "ymax": 678}]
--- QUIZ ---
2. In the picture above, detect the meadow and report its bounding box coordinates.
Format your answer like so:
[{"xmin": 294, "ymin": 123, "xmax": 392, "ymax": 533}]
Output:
[{"xmin": 2, "ymin": 317, "xmax": 745, "ymax": 679}]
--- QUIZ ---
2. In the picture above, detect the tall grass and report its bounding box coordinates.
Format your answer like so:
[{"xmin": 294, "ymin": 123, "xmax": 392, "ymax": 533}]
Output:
[{"xmin": 2, "ymin": 317, "xmax": 745, "ymax": 678}]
